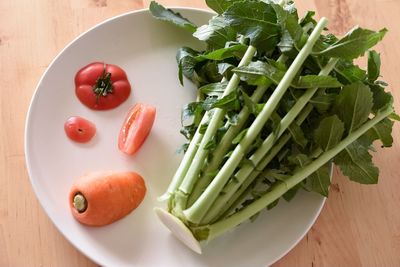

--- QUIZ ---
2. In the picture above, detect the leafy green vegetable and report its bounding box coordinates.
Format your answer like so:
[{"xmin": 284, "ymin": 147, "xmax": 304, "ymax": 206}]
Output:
[
  {"xmin": 224, "ymin": 1, "xmax": 280, "ymax": 52},
  {"xmin": 334, "ymin": 60, "xmax": 367, "ymax": 84},
  {"xmin": 334, "ymin": 141, "xmax": 379, "ymax": 184},
  {"xmin": 176, "ymin": 47, "xmax": 199, "ymax": 85},
  {"xmin": 149, "ymin": 1, "xmax": 197, "ymax": 33},
  {"xmin": 368, "ymin": 50, "xmax": 381, "ymax": 82},
  {"xmin": 334, "ymin": 82, "xmax": 374, "ymax": 134},
  {"xmin": 314, "ymin": 115, "xmax": 345, "ymax": 151},
  {"xmin": 151, "ymin": 0, "xmax": 395, "ymax": 249},
  {"xmin": 199, "ymin": 81, "xmax": 227, "ymax": 96},
  {"xmin": 205, "ymin": 0, "xmax": 242, "ymax": 14},
  {"xmin": 363, "ymin": 118, "xmax": 394, "ymax": 147},
  {"xmin": 309, "ymin": 163, "xmax": 331, "ymax": 197},
  {"xmin": 196, "ymin": 44, "xmax": 247, "ymax": 61},
  {"xmin": 316, "ymin": 27, "xmax": 387, "ymax": 59},
  {"xmin": 291, "ymin": 75, "xmax": 342, "ymax": 89},
  {"xmin": 193, "ymin": 16, "xmax": 237, "ymax": 50},
  {"xmin": 233, "ymin": 61, "xmax": 285, "ymax": 85}
]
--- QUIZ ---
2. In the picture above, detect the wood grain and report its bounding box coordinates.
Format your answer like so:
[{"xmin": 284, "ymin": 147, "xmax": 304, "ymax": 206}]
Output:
[{"xmin": 1, "ymin": 0, "xmax": 399, "ymax": 266}]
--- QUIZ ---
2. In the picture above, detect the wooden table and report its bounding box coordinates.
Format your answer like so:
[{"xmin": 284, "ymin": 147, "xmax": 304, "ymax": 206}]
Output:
[{"xmin": 1, "ymin": 0, "xmax": 399, "ymax": 266}]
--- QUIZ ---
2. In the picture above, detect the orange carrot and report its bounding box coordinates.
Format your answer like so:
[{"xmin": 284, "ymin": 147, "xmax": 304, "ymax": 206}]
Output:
[{"xmin": 69, "ymin": 171, "xmax": 146, "ymax": 226}]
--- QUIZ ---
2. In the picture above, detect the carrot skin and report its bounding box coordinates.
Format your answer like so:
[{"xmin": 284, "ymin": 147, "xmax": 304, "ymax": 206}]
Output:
[{"xmin": 69, "ymin": 171, "xmax": 146, "ymax": 226}]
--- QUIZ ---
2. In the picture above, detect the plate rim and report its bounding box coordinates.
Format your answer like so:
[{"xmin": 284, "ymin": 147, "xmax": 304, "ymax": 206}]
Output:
[{"xmin": 24, "ymin": 6, "xmax": 327, "ymax": 267}]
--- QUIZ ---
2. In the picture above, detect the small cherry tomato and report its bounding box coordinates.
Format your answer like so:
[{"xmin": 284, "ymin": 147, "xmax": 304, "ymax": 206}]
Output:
[
  {"xmin": 75, "ymin": 62, "xmax": 131, "ymax": 110},
  {"xmin": 64, "ymin": 116, "xmax": 96, "ymax": 143},
  {"xmin": 118, "ymin": 103, "xmax": 156, "ymax": 155}
]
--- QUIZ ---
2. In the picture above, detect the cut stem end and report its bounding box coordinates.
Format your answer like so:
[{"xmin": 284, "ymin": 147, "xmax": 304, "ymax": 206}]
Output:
[
  {"xmin": 73, "ymin": 193, "xmax": 87, "ymax": 213},
  {"xmin": 154, "ymin": 207, "xmax": 202, "ymax": 254}
]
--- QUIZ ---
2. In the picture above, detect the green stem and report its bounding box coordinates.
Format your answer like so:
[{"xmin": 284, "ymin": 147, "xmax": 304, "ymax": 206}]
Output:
[
  {"xmin": 177, "ymin": 46, "xmax": 258, "ymax": 197},
  {"xmin": 187, "ymin": 55, "xmax": 288, "ymax": 207},
  {"xmin": 200, "ymin": 106, "xmax": 393, "ymax": 241},
  {"xmin": 183, "ymin": 18, "xmax": 329, "ymax": 224},
  {"xmin": 215, "ymin": 104, "xmax": 314, "ymax": 221},
  {"xmin": 159, "ymin": 112, "xmax": 210, "ymax": 202},
  {"xmin": 201, "ymin": 58, "xmax": 339, "ymax": 223}
]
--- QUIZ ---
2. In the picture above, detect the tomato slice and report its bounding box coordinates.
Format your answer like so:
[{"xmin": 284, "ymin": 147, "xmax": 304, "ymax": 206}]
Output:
[
  {"xmin": 64, "ymin": 116, "xmax": 96, "ymax": 143},
  {"xmin": 118, "ymin": 103, "xmax": 156, "ymax": 155}
]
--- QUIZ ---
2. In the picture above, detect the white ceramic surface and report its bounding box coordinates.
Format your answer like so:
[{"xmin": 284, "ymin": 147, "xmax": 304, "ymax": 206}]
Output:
[{"xmin": 25, "ymin": 8, "xmax": 326, "ymax": 267}]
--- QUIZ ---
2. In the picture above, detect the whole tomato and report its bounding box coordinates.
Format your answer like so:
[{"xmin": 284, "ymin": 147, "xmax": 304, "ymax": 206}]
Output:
[{"xmin": 75, "ymin": 62, "xmax": 131, "ymax": 110}]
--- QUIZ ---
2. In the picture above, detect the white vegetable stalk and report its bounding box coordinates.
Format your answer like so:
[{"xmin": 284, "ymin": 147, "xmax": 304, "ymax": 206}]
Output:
[
  {"xmin": 199, "ymin": 105, "xmax": 393, "ymax": 241},
  {"xmin": 159, "ymin": 45, "xmax": 256, "ymax": 202},
  {"xmin": 216, "ymin": 103, "xmax": 315, "ymax": 220},
  {"xmin": 183, "ymin": 17, "xmax": 329, "ymax": 224},
  {"xmin": 187, "ymin": 23, "xmax": 312, "ymax": 206},
  {"xmin": 201, "ymin": 58, "xmax": 339, "ymax": 223},
  {"xmin": 178, "ymin": 46, "xmax": 257, "ymax": 196},
  {"xmin": 187, "ymin": 55, "xmax": 288, "ymax": 206},
  {"xmin": 158, "ymin": 113, "xmax": 210, "ymax": 201}
]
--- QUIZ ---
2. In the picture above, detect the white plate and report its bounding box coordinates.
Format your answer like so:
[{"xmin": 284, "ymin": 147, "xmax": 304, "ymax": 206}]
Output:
[{"xmin": 25, "ymin": 8, "xmax": 326, "ymax": 267}]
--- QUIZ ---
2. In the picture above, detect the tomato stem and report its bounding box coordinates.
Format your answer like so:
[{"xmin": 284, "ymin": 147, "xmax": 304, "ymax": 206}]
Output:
[{"xmin": 93, "ymin": 64, "xmax": 113, "ymax": 102}]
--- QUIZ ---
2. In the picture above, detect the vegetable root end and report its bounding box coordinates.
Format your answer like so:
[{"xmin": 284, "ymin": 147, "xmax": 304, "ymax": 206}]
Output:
[{"xmin": 154, "ymin": 207, "xmax": 202, "ymax": 254}]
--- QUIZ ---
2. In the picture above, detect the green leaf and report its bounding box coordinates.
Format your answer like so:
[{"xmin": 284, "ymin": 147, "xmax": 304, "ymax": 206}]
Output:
[
  {"xmin": 233, "ymin": 61, "xmax": 285, "ymax": 86},
  {"xmin": 278, "ymin": 30, "xmax": 295, "ymax": 53},
  {"xmin": 149, "ymin": 1, "xmax": 197, "ymax": 33},
  {"xmin": 181, "ymin": 102, "xmax": 204, "ymax": 127},
  {"xmin": 235, "ymin": 62, "xmax": 342, "ymax": 89},
  {"xmin": 314, "ymin": 115, "xmax": 345, "ymax": 151},
  {"xmin": 316, "ymin": 27, "xmax": 387, "ymax": 60},
  {"xmin": 272, "ymin": 4, "xmax": 304, "ymax": 49},
  {"xmin": 370, "ymin": 84, "xmax": 393, "ymax": 113},
  {"xmin": 277, "ymin": 148, "xmax": 290, "ymax": 162},
  {"xmin": 299, "ymin": 11, "xmax": 317, "ymax": 27},
  {"xmin": 363, "ymin": 118, "xmax": 394, "ymax": 147},
  {"xmin": 193, "ymin": 16, "xmax": 237, "ymax": 50},
  {"xmin": 224, "ymin": 1, "xmax": 280, "ymax": 52},
  {"xmin": 199, "ymin": 122, "xmax": 209, "ymax": 134},
  {"xmin": 180, "ymin": 125, "xmax": 196, "ymax": 140},
  {"xmin": 310, "ymin": 94, "xmax": 336, "ymax": 113},
  {"xmin": 368, "ymin": 50, "xmax": 381, "ymax": 82},
  {"xmin": 334, "ymin": 141, "xmax": 379, "ymax": 184},
  {"xmin": 334, "ymin": 60, "xmax": 367, "ymax": 84},
  {"xmin": 288, "ymin": 153, "xmax": 311, "ymax": 167},
  {"xmin": 176, "ymin": 47, "xmax": 200, "ymax": 85},
  {"xmin": 309, "ymin": 163, "xmax": 331, "ymax": 197},
  {"xmin": 241, "ymin": 90, "xmax": 257, "ymax": 115},
  {"xmin": 334, "ymin": 82, "xmax": 374, "ymax": 134},
  {"xmin": 218, "ymin": 62, "xmax": 235, "ymax": 76},
  {"xmin": 176, "ymin": 143, "xmax": 189, "ymax": 154},
  {"xmin": 389, "ymin": 112, "xmax": 400, "ymax": 121},
  {"xmin": 266, "ymin": 199, "xmax": 280, "ymax": 210},
  {"xmin": 263, "ymin": 169, "xmax": 291, "ymax": 182},
  {"xmin": 283, "ymin": 184, "xmax": 301, "ymax": 202},
  {"xmin": 288, "ymin": 123, "xmax": 308, "ymax": 148},
  {"xmin": 199, "ymin": 81, "xmax": 227, "ymax": 96},
  {"xmin": 196, "ymin": 44, "xmax": 247, "ymax": 61},
  {"xmin": 232, "ymin": 129, "xmax": 248, "ymax": 144},
  {"xmin": 205, "ymin": 0, "xmax": 242, "ymax": 14},
  {"xmin": 291, "ymin": 75, "xmax": 342, "ymax": 89},
  {"xmin": 270, "ymin": 112, "xmax": 282, "ymax": 138},
  {"xmin": 204, "ymin": 139, "xmax": 217, "ymax": 150},
  {"xmin": 206, "ymin": 91, "xmax": 241, "ymax": 111},
  {"xmin": 197, "ymin": 61, "xmax": 222, "ymax": 83}
]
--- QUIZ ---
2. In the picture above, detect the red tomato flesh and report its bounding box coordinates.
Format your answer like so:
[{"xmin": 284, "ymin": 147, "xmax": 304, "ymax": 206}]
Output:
[
  {"xmin": 75, "ymin": 62, "xmax": 131, "ymax": 110},
  {"xmin": 118, "ymin": 103, "xmax": 156, "ymax": 155},
  {"xmin": 64, "ymin": 116, "xmax": 96, "ymax": 143}
]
